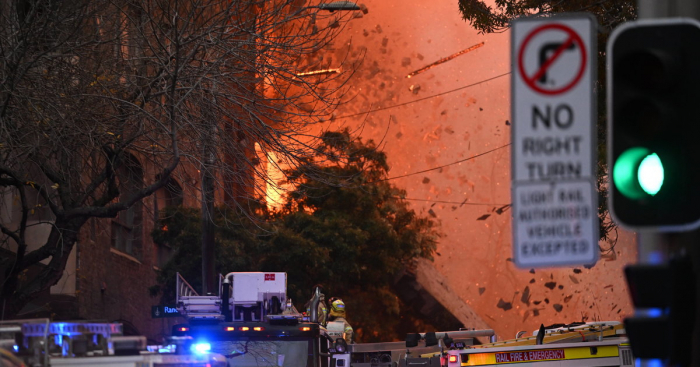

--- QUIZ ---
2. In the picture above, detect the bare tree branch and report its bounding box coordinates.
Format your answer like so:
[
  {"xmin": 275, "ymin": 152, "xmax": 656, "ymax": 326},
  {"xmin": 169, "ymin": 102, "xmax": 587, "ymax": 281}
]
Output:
[{"xmin": 0, "ymin": 0, "xmax": 361, "ymax": 317}]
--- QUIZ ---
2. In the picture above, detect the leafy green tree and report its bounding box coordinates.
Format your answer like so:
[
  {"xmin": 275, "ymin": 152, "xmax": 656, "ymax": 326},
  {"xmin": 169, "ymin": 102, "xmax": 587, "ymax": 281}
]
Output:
[{"xmin": 151, "ymin": 130, "xmax": 442, "ymax": 342}]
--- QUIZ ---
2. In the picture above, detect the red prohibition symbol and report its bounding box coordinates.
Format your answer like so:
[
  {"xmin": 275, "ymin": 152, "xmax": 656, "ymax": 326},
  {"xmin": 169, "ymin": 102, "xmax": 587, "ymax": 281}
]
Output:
[{"xmin": 518, "ymin": 23, "xmax": 587, "ymax": 95}]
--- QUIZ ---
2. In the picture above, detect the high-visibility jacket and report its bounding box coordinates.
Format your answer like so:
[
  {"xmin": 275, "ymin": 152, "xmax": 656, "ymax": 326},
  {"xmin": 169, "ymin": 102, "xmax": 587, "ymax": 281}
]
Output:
[
  {"xmin": 305, "ymin": 299, "xmax": 328, "ymax": 326},
  {"xmin": 327, "ymin": 317, "xmax": 353, "ymax": 344}
]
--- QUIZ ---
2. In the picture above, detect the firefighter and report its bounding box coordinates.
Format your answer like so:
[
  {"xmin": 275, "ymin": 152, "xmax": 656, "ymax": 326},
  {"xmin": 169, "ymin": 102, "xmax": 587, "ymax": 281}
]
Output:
[
  {"xmin": 328, "ymin": 298, "xmax": 353, "ymax": 344},
  {"xmin": 304, "ymin": 284, "xmax": 328, "ymax": 326}
]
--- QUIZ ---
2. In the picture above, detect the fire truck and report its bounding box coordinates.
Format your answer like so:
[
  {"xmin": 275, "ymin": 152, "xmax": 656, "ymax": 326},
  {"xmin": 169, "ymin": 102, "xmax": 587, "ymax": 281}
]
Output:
[
  {"xmin": 330, "ymin": 321, "xmax": 633, "ymax": 367},
  {"xmin": 172, "ymin": 272, "xmax": 634, "ymax": 367},
  {"xmin": 333, "ymin": 329, "xmax": 497, "ymax": 367},
  {"xmin": 172, "ymin": 272, "xmax": 347, "ymax": 367},
  {"xmin": 171, "ymin": 272, "xmax": 500, "ymax": 367},
  {"xmin": 418, "ymin": 321, "xmax": 634, "ymax": 367},
  {"xmin": 0, "ymin": 317, "xmax": 226, "ymax": 366}
]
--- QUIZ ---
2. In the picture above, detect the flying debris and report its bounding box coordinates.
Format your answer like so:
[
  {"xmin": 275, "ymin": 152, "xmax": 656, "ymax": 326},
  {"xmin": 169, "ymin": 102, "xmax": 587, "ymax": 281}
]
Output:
[
  {"xmin": 406, "ymin": 42, "xmax": 485, "ymax": 78},
  {"xmin": 296, "ymin": 68, "xmax": 342, "ymax": 77}
]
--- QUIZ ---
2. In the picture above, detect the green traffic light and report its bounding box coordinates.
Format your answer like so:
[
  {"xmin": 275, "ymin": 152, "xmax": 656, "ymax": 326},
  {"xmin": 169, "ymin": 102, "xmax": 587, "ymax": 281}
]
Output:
[
  {"xmin": 613, "ymin": 147, "xmax": 665, "ymax": 199},
  {"xmin": 638, "ymin": 153, "xmax": 664, "ymax": 196}
]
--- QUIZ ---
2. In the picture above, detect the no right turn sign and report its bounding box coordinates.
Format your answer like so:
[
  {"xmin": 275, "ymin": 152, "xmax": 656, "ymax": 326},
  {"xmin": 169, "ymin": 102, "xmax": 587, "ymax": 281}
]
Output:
[
  {"xmin": 511, "ymin": 14, "xmax": 598, "ymax": 268},
  {"xmin": 518, "ymin": 23, "xmax": 587, "ymax": 95}
]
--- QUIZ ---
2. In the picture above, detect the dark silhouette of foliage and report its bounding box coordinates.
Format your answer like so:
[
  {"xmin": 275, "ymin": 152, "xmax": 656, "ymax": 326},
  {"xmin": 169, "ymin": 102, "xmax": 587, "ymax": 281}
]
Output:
[{"xmin": 457, "ymin": 0, "xmax": 635, "ymax": 34}]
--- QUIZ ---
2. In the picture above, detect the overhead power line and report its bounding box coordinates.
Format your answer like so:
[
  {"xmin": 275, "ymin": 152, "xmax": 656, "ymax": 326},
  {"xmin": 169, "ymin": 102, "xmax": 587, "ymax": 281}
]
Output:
[
  {"xmin": 344, "ymin": 72, "xmax": 513, "ymax": 207},
  {"xmin": 399, "ymin": 197, "xmax": 511, "ymax": 206},
  {"xmin": 336, "ymin": 72, "xmax": 511, "ymax": 120},
  {"xmin": 376, "ymin": 143, "xmax": 511, "ymax": 182}
]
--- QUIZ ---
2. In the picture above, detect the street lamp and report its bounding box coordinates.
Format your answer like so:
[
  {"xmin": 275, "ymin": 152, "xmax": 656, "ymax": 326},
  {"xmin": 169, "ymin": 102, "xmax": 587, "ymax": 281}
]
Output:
[{"xmin": 291, "ymin": 1, "xmax": 361, "ymax": 78}]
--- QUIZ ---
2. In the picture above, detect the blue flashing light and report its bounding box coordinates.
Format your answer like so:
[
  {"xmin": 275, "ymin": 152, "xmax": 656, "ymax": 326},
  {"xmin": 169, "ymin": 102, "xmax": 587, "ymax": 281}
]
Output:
[
  {"xmin": 645, "ymin": 308, "xmax": 663, "ymax": 318},
  {"xmin": 191, "ymin": 342, "xmax": 211, "ymax": 354},
  {"xmin": 147, "ymin": 344, "xmax": 177, "ymax": 353},
  {"xmin": 54, "ymin": 322, "xmax": 67, "ymax": 335},
  {"xmin": 13, "ymin": 345, "xmax": 18, "ymax": 352},
  {"xmin": 647, "ymin": 251, "xmax": 664, "ymax": 265},
  {"xmin": 636, "ymin": 358, "xmax": 663, "ymax": 367},
  {"xmin": 159, "ymin": 346, "xmax": 176, "ymax": 353},
  {"xmin": 635, "ymin": 307, "xmax": 664, "ymax": 318}
]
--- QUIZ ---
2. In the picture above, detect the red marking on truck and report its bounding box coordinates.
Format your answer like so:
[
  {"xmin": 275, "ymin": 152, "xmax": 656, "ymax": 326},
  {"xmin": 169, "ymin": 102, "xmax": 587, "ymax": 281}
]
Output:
[
  {"xmin": 265, "ymin": 274, "xmax": 275, "ymax": 281},
  {"xmin": 495, "ymin": 349, "xmax": 565, "ymax": 363}
]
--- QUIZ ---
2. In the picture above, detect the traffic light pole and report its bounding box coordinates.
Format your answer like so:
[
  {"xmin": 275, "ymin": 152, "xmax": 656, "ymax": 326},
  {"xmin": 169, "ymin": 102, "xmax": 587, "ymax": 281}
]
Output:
[
  {"xmin": 633, "ymin": 1, "xmax": 700, "ymax": 366},
  {"xmin": 639, "ymin": 232, "xmax": 700, "ymax": 366},
  {"xmin": 637, "ymin": 0, "xmax": 700, "ymax": 20}
]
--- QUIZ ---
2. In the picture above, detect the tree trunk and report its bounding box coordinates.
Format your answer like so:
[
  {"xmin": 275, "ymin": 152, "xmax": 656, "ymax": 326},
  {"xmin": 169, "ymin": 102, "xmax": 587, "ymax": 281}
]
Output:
[{"xmin": 1, "ymin": 217, "xmax": 85, "ymax": 319}]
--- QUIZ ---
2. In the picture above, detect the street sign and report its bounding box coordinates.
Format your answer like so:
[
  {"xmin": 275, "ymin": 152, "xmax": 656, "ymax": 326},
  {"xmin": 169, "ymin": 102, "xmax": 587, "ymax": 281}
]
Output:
[
  {"xmin": 511, "ymin": 14, "xmax": 598, "ymax": 268},
  {"xmin": 513, "ymin": 180, "xmax": 598, "ymax": 267},
  {"xmin": 151, "ymin": 304, "xmax": 181, "ymax": 318}
]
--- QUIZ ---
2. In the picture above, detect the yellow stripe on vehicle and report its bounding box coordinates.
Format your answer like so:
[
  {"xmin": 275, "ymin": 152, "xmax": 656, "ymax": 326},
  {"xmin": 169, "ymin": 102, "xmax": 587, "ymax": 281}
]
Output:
[
  {"xmin": 460, "ymin": 345, "xmax": 619, "ymax": 365},
  {"xmin": 564, "ymin": 345, "xmax": 618, "ymax": 359}
]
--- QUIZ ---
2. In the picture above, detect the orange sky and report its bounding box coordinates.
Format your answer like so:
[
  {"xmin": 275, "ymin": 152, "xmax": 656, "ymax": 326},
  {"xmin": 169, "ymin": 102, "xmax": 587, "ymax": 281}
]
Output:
[{"xmin": 317, "ymin": 0, "xmax": 637, "ymax": 340}]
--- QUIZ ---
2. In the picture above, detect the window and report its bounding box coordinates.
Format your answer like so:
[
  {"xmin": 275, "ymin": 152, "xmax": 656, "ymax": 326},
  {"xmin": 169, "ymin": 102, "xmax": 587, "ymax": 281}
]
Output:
[
  {"xmin": 154, "ymin": 176, "xmax": 183, "ymax": 267},
  {"xmin": 111, "ymin": 155, "xmax": 143, "ymax": 260},
  {"xmin": 154, "ymin": 176, "xmax": 183, "ymax": 216}
]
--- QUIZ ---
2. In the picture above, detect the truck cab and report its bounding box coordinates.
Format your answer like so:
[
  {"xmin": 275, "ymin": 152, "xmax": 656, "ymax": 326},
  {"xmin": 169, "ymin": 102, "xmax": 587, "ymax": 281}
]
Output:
[
  {"xmin": 174, "ymin": 272, "xmax": 340, "ymax": 367},
  {"xmin": 172, "ymin": 319, "xmax": 328, "ymax": 367}
]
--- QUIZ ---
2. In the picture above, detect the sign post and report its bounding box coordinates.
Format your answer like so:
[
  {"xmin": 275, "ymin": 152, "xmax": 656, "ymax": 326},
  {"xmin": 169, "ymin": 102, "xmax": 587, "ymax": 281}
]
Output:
[{"xmin": 511, "ymin": 14, "xmax": 598, "ymax": 268}]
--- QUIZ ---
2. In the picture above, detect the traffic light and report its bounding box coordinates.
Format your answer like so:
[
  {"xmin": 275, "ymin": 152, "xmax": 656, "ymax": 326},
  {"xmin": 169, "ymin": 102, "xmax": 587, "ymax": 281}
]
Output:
[
  {"xmin": 608, "ymin": 19, "xmax": 700, "ymax": 230},
  {"xmin": 623, "ymin": 258, "xmax": 695, "ymax": 365}
]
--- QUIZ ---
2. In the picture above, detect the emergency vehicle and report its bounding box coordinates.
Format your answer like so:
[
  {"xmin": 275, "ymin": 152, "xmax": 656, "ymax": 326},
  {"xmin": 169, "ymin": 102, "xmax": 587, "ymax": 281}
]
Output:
[
  {"xmin": 0, "ymin": 317, "xmax": 226, "ymax": 366},
  {"xmin": 172, "ymin": 272, "xmax": 507, "ymax": 367},
  {"xmin": 429, "ymin": 321, "xmax": 634, "ymax": 367},
  {"xmin": 333, "ymin": 329, "xmax": 497, "ymax": 367},
  {"xmin": 172, "ymin": 272, "xmax": 633, "ymax": 367},
  {"xmin": 173, "ymin": 272, "xmax": 346, "ymax": 367}
]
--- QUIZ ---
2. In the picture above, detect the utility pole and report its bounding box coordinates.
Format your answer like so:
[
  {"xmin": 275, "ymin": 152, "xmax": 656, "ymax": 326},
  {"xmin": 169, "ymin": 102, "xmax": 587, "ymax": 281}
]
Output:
[
  {"xmin": 201, "ymin": 153, "xmax": 216, "ymax": 295},
  {"xmin": 636, "ymin": 0, "xmax": 700, "ymax": 19},
  {"xmin": 201, "ymin": 98, "xmax": 218, "ymax": 296}
]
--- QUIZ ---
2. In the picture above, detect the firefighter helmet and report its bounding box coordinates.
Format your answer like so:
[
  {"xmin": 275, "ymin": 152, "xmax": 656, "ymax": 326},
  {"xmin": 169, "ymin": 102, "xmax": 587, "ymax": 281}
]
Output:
[{"xmin": 330, "ymin": 299, "xmax": 346, "ymax": 317}]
